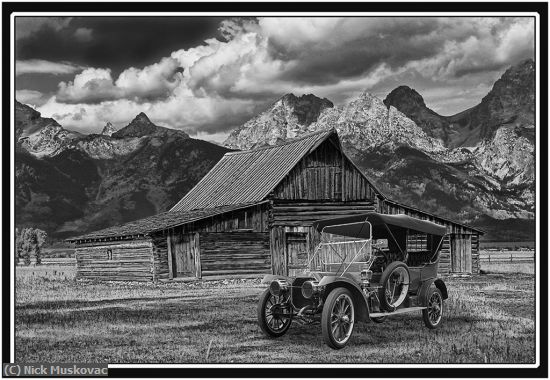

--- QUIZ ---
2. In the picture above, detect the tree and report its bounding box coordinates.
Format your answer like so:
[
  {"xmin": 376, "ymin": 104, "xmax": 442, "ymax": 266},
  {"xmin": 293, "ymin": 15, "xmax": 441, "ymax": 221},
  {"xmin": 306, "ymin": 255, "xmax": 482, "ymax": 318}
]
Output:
[
  {"xmin": 17, "ymin": 228, "xmax": 47, "ymax": 266},
  {"xmin": 15, "ymin": 228, "xmax": 22, "ymax": 265},
  {"xmin": 34, "ymin": 229, "xmax": 47, "ymax": 265}
]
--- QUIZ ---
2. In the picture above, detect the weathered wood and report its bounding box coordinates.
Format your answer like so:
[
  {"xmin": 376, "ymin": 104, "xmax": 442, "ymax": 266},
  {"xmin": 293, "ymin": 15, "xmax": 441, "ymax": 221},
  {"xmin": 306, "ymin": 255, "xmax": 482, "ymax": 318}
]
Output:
[
  {"xmin": 166, "ymin": 232, "xmax": 174, "ymax": 280},
  {"xmin": 273, "ymin": 139, "xmax": 377, "ymax": 201},
  {"xmin": 199, "ymin": 232, "xmax": 270, "ymax": 277},
  {"xmin": 193, "ymin": 232, "xmax": 201, "ymax": 279},
  {"xmin": 75, "ymin": 239, "xmax": 154, "ymax": 281}
]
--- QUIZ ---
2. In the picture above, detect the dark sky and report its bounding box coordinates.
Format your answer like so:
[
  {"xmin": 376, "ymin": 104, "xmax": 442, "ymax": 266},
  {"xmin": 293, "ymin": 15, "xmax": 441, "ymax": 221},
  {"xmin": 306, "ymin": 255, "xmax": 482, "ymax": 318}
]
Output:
[
  {"xmin": 15, "ymin": 16, "xmax": 535, "ymax": 141},
  {"xmin": 16, "ymin": 17, "xmax": 221, "ymax": 75}
]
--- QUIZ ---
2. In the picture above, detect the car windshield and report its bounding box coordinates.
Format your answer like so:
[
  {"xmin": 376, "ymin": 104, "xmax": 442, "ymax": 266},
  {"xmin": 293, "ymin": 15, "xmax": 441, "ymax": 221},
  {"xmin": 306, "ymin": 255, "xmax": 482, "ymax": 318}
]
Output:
[{"xmin": 306, "ymin": 221, "xmax": 374, "ymax": 276}]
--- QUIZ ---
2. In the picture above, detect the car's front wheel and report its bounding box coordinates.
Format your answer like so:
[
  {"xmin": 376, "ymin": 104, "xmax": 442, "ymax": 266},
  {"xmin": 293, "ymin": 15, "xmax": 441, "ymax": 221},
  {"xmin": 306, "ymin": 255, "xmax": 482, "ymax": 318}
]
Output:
[
  {"xmin": 257, "ymin": 288, "xmax": 292, "ymax": 338},
  {"xmin": 322, "ymin": 287, "xmax": 355, "ymax": 349}
]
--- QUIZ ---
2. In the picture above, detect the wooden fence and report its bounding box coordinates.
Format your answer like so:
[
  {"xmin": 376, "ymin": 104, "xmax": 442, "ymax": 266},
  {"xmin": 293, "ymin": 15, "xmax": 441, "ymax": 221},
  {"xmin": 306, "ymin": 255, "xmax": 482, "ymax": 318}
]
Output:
[{"xmin": 479, "ymin": 250, "xmax": 534, "ymax": 263}]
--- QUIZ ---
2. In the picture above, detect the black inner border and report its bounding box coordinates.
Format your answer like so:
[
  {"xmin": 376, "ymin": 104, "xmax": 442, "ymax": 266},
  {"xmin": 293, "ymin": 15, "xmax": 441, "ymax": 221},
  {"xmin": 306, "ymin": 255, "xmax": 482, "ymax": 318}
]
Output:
[{"xmin": 2, "ymin": 2, "xmax": 548, "ymax": 378}]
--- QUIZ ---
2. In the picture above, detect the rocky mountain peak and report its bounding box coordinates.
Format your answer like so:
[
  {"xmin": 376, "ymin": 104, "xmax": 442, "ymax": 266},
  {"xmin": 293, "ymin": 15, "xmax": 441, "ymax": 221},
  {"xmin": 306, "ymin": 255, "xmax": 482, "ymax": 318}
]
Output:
[
  {"xmin": 445, "ymin": 58, "xmax": 535, "ymax": 146},
  {"xmin": 384, "ymin": 86, "xmax": 427, "ymax": 111},
  {"xmin": 15, "ymin": 100, "xmax": 62, "ymax": 140},
  {"xmin": 101, "ymin": 122, "xmax": 117, "ymax": 137},
  {"xmin": 383, "ymin": 86, "xmax": 450, "ymax": 144},
  {"xmin": 224, "ymin": 93, "xmax": 334, "ymax": 149},
  {"xmin": 112, "ymin": 112, "xmax": 188, "ymax": 139}
]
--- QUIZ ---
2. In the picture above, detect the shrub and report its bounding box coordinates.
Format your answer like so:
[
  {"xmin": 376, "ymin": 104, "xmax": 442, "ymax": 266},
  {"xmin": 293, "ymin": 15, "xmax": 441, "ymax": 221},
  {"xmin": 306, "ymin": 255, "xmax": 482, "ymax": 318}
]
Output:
[{"xmin": 16, "ymin": 228, "xmax": 47, "ymax": 266}]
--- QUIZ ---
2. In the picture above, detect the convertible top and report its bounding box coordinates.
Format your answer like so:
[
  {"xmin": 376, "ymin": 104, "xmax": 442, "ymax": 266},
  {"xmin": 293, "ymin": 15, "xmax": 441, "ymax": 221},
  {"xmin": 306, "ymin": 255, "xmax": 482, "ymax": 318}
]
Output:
[{"xmin": 313, "ymin": 212, "xmax": 447, "ymax": 238}]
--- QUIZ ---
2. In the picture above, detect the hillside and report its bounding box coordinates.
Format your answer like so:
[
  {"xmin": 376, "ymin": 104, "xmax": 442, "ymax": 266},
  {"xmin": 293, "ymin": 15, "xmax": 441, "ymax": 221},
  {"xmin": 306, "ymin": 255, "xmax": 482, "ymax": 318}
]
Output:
[{"xmin": 14, "ymin": 103, "xmax": 231, "ymax": 238}]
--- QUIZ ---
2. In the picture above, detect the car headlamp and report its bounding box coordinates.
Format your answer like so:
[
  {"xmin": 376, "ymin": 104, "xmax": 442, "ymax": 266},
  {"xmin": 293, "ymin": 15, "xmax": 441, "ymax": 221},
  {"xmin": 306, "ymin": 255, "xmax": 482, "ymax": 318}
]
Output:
[
  {"xmin": 269, "ymin": 279, "xmax": 289, "ymax": 296},
  {"xmin": 301, "ymin": 280, "xmax": 321, "ymax": 299}
]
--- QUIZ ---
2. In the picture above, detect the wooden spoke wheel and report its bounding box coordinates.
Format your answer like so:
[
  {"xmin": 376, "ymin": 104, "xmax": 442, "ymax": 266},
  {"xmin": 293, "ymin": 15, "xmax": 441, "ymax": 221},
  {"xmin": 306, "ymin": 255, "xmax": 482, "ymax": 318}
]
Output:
[
  {"xmin": 422, "ymin": 286, "xmax": 443, "ymax": 329},
  {"xmin": 378, "ymin": 261, "xmax": 410, "ymax": 312},
  {"xmin": 322, "ymin": 288, "xmax": 355, "ymax": 349},
  {"xmin": 257, "ymin": 288, "xmax": 292, "ymax": 337}
]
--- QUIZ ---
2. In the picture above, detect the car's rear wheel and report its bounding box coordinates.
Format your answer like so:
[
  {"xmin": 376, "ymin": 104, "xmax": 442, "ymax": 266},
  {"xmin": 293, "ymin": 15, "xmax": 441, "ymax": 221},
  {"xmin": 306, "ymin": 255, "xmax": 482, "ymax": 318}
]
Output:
[
  {"xmin": 378, "ymin": 261, "xmax": 410, "ymax": 312},
  {"xmin": 422, "ymin": 286, "xmax": 443, "ymax": 329},
  {"xmin": 257, "ymin": 288, "xmax": 292, "ymax": 337},
  {"xmin": 322, "ymin": 288, "xmax": 355, "ymax": 349}
]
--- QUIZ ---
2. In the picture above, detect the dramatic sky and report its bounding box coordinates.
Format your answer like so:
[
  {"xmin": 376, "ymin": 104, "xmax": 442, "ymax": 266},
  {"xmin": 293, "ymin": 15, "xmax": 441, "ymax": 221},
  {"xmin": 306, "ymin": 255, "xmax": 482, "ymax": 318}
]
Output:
[{"xmin": 15, "ymin": 16, "xmax": 535, "ymax": 142}]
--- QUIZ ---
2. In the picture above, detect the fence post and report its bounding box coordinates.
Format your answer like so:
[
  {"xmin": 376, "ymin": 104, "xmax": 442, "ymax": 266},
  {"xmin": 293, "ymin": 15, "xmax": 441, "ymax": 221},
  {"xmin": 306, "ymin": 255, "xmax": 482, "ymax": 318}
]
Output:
[
  {"xmin": 510, "ymin": 253, "xmax": 513, "ymax": 263},
  {"xmin": 488, "ymin": 254, "xmax": 490, "ymax": 263}
]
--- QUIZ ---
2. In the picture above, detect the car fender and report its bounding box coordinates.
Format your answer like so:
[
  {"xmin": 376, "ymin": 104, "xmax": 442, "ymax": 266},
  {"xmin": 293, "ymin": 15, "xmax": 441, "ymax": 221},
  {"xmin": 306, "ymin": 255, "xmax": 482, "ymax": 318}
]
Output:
[
  {"xmin": 260, "ymin": 274, "xmax": 291, "ymax": 285},
  {"xmin": 318, "ymin": 276, "xmax": 370, "ymax": 321},
  {"xmin": 418, "ymin": 277, "xmax": 449, "ymax": 306}
]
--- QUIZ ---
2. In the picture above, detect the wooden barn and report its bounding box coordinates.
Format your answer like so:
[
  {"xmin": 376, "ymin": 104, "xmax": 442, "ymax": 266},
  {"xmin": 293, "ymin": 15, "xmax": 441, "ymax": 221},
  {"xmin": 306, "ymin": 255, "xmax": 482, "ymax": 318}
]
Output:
[{"xmin": 68, "ymin": 129, "xmax": 483, "ymax": 281}]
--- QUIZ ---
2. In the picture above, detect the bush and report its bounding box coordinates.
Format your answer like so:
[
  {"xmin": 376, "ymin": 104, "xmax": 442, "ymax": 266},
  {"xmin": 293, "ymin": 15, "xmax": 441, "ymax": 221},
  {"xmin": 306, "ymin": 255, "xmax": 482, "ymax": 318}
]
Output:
[{"xmin": 16, "ymin": 228, "xmax": 47, "ymax": 266}]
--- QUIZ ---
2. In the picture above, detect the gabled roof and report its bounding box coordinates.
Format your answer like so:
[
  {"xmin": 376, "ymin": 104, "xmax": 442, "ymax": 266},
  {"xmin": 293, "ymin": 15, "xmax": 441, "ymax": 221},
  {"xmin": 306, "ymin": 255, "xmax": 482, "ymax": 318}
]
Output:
[
  {"xmin": 67, "ymin": 202, "xmax": 264, "ymax": 242},
  {"xmin": 171, "ymin": 129, "xmax": 345, "ymax": 212}
]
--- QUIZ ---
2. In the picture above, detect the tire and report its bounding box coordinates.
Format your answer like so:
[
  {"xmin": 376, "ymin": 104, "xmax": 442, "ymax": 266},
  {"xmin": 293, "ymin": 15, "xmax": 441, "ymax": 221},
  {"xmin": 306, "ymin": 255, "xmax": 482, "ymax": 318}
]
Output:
[
  {"xmin": 422, "ymin": 286, "xmax": 443, "ymax": 329},
  {"xmin": 378, "ymin": 261, "xmax": 410, "ymax": 312},
  {"xmin": 257, "ymin": 288, "xmax": 292, "ymax": 338},
  {"xmin": 322, "ymin": 288, "xmax": 355, "ymax": 349}
]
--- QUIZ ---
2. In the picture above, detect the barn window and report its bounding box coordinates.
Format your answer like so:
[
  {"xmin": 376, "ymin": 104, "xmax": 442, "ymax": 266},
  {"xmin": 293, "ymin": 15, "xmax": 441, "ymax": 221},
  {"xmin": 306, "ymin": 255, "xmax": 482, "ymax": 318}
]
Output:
[
  {"xmin": 407, "ymin": 234, "xmax": 428, "ymax": 252},
  {"xmin": 106, "ymin": 249, "xmax": 113, "ymax": 260}
]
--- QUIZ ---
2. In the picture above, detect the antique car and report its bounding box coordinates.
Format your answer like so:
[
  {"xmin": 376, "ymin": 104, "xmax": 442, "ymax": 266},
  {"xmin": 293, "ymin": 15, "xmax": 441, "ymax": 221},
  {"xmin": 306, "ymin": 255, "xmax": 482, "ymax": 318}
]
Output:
[{"xmin": 257, "ymin": 212, "xmax": 449, "ymax": 349}]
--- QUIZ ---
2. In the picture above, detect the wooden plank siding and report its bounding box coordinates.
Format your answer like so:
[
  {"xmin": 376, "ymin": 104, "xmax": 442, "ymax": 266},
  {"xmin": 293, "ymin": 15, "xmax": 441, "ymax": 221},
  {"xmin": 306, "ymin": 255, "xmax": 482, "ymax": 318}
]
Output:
[
  {"xmin": 200, "ymin": 232, "xmax": 270, "ymax": 277},
  {"xmin": 151, "ymin": 233, "xmax": 170, "ymax": 282},
  {"xmin": 173, "ymin": 203, "xmax": 269, "ymax": 234},
  {"xmin": 471, "ymin": 233, "xmax": 480, "ymax": 274},
  {"xmin": 439, "ymin": 235, "xmax": 452, "ymax": 274},
  {"xmin": 273, "ymin": 139, "xmax": 379, "ymax": 202},
  {"xmin": 75, "ymin": 239, "xmax": 154, "ymax": 281},
  {"xmin": 270, "ymin": 201, "xmax": 377, "ymax": 227}
]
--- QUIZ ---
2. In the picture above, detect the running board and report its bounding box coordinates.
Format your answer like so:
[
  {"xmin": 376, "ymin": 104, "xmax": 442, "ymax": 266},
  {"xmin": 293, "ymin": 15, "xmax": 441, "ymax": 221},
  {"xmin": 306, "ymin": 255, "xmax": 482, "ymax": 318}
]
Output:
[{"xmin": 369, "ymin": 306, "xmax": 426, "ymax": 318}]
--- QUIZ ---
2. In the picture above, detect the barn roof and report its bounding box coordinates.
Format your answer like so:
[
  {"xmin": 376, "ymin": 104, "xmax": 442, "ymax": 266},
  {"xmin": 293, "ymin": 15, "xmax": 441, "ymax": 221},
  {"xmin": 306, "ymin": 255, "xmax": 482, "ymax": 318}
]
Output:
[
  {"xmin": 171, "ymin": 129, "xmax": 360, "ymax": 212},
  {"xmin": 67, "ymin": 202, "xmax": 264, "ymax": 242}
]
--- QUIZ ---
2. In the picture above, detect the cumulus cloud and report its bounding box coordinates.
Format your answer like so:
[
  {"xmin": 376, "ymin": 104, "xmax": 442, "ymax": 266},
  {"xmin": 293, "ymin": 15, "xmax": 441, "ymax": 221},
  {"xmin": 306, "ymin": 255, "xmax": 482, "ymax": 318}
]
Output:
[
  {"xmin": 56, "ymin": 58, "xmax": 183, "ymax": 104},
  {"xmin": 16, "ymin": 59, "xmax": 84, "ymax": 76},
  {"xmin": 36, "ymin": 16, "xmax": 534, "ymax": 139}
]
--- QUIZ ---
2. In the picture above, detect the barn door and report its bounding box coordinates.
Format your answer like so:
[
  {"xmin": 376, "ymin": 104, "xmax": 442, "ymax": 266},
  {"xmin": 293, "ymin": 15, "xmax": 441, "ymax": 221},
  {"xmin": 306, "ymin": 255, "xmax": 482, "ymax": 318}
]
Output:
[
  {"xmin": 286, "ymin": 232, "xmax": 308, "ymax": 276},
  {"xmin": 451, "ymin": 234, "xmax": 472, "ymax": 273},
  {"xmin": 171, "ymin": 232, "xmax": 199, "ymax": 278}
]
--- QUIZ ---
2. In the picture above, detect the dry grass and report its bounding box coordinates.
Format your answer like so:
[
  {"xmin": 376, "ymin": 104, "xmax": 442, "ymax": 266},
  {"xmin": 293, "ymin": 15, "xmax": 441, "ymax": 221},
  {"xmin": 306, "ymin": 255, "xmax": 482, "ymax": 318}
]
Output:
[
  {"xmin": 15, "ymin": 264, "xmax": 535, "ymax": 364},
  {"xmin": 481, "ymin": 262, "xmax": 534, "ymax": 274}
]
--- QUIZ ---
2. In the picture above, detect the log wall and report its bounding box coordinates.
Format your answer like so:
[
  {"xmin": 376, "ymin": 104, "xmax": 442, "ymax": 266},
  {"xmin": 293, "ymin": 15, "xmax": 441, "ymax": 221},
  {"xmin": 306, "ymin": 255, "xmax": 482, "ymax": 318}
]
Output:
[
  {"xmin": 471, "ymin": 233, "xmax": 480, "ymax": 274},
  {"xmin": 439, "ymin": 235, "xmax": 451, "ymax": 274},
  {"xmin": 151, "ymin": 232, "xmax": 170, "ymax": 281},
  {"xmin": 200, "ymin": 232, "xmax": 270, "ymax": 277},
  {"xmin": 175, "ymin": 203, "xmax": 269, "ymax": 234},
  {"xmin": 75, "ymin": 239, "xmax": 154, "ymax": 281}
]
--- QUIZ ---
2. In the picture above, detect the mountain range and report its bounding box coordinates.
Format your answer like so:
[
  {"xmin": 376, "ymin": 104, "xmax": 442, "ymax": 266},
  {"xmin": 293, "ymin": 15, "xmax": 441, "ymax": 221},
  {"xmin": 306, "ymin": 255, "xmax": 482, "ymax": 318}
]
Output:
[
  {"xmin": 15, "ymin": 107, "xmax": 231, "ymax": 238},
  {"xmin": 15, "ymin": 59, "xmax": 535, "ymax": 241},
  {"xmin": 225, "ymin": 59, "xmax": 535, "ymax": 240}
]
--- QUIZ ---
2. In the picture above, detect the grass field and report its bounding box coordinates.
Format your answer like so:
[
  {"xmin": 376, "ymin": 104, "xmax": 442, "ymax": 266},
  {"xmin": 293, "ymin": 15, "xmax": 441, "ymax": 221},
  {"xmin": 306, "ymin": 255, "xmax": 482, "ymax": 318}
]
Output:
[{"xmin": 15, "ymin": 263, "xmax": 535, "ymax": 364}]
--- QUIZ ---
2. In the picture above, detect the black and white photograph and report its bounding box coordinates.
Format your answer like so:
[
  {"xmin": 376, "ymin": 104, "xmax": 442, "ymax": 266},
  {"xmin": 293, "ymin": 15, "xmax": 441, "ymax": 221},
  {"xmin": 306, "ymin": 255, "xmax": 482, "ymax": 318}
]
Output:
[{"xmin": 4, "ymin": 2, "xmax": 546, "ymax": 377}]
